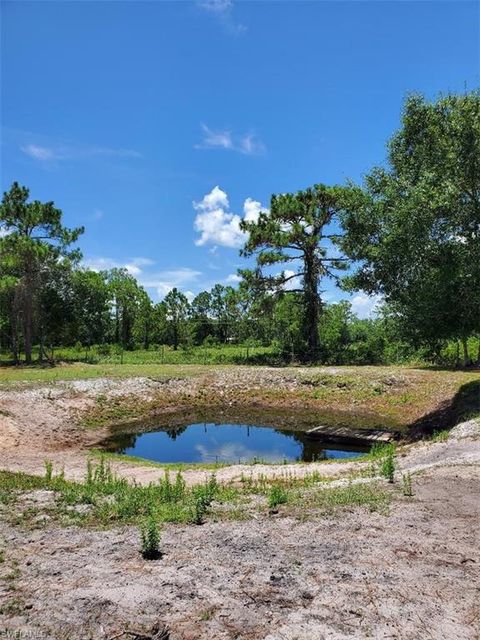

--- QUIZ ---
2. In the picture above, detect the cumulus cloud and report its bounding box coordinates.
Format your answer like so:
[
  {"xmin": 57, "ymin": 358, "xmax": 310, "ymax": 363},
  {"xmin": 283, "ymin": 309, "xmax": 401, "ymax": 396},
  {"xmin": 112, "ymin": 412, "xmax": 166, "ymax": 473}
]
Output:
[
  {"xmin": 83, "ymin": 257, "xmax": 201, "ymax": 301},
  {"xmin": 226, "ymin": 273, "xmax": 242, "ymax": 283},
  {"xmin": 193, "ymin": 186, "xmax": 268, "ymax": 248},
  {"xmin": 82, "ymin": 256, "xmax": 154, "ymax": 276},
  {"xmin": 281, "ymin": 269, "xmax": 302, "ymax": 291},
  {"xmin": 196, "ymin": 124, "xmax": 265, "ymax": 155},
  {"xmin": 350, "ymin": 293, "xmax": 383, "ymax": 319},
  {"xmin": 140, "ymin": 268, "xmax": 202, "ymax": 300}
]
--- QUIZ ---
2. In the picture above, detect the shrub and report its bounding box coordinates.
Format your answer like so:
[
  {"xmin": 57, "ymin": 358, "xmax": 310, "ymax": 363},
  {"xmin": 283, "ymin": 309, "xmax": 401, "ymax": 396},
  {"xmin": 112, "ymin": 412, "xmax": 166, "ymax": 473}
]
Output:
[
  {"xmin": 140, "ymin": 516, "xmax": 161, "ymax": 559},
  {"xmin": 402, "ymin": 472, "xmax": 413, "ymax": 496},
  {"xmin": 268, "ymin": 485, "xmax": 288, "ymax": 509},
  {"xmin": 380, "ymin": 451, "xmax": 395, "ymax": 483}
]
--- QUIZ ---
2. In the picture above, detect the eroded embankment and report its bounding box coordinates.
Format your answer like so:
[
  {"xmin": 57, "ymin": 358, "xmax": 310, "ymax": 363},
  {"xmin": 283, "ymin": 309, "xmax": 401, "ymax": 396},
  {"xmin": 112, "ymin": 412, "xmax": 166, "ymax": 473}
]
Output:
[{"xmin": 0, "ymin": 365, "xmax": 479, "ymax": 485}]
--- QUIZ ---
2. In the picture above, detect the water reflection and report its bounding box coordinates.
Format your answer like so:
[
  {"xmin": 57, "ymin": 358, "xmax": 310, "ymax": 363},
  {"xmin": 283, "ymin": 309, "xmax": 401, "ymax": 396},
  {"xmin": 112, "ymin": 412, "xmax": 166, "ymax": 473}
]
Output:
[{"xmin": 101, "ymin": 421, "xmax": 370, "ymax": 464}]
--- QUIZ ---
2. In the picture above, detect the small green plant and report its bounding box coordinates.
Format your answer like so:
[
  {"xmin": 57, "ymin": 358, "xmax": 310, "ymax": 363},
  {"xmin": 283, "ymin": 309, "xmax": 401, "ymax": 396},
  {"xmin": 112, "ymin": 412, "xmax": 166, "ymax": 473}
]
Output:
[
  {"xmin": 140, "ymin": 516, "xmax": 161, "ymax": 560},
  {"xmin": 193, "ymin": 495, "xmax": 209, "ymax": 525},
  {"xmin": 380, "ymin": 451, "xmax": 395, "ymax": 483},
  {"xmin": 431, "ymin": 429, "xmax": 449, "ymax": 443},
  {"xmin": 402, "ymin": 472, "xmax": 413, "ymax": 496},
  {"xmin": 44, "ymin": 460, "xmax": 53, "ymax": 482},
  {"xmin": 268, "ymin": 485, "xmax": 288, "ymax": 509}
]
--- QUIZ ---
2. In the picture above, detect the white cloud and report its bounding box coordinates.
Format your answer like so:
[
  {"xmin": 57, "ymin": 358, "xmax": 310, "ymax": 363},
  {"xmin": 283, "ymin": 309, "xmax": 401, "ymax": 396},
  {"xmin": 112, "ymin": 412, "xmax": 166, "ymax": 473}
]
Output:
[
  {"xmin": 197, "ymin": 0, "xmax": 246, "ymax": 35},
  {"xmin": 21, "ymin": 144, "xmax": 56, "ymax": 161},
  {"xmin": 243, "ymin": 197, "xmax": 263, "ymax": 223},
  {"xmin": 82, "ymin": 256, "xmax": 154, "ymax": 276},
  {"xmin": 197, "ymin": 124, "xmax": 233, "ymax": 151},
  {"xmin": 226, "ymin": 273, "xmax": 242, "ymax": 283},
  {"xmin": 193, "ymin": 186, "xmax": 268, "ymax": 248},
  {"xmin": 196, "ymin": 124, "xmax": 265, "ymax": 155},
  {"xmin": 198, "ymin": 0, "xmax": 232, "ymax": 12},
  {"xmin": 350, "ymin": 293, "xmax": 383, "ymax": 319},
  {"xmin": 20, "ymin": 141, "xmax": 141, "ymax": 163},
  {"xmin": 238, "ymin": 133, "xmax": 265, "ymax": 155},
  {"xmin": 82, "ymin": 257, "xmax": 201, "ymax": 300},
  {"xmin": 141, "ymin": 268, "xmax": 202, "ymax": 300},
  {"xmin": 0, "ymin": 226, "xmax": 11, "ymax": 238},
  {"xmin": 281, "ymin": 269, "xmax": 302, "ymax": 291}
]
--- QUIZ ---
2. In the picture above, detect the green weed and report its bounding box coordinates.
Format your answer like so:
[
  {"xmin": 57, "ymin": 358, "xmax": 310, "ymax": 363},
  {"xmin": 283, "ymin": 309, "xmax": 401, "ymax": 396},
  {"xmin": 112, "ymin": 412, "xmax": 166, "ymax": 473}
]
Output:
[
  {"xmin": 140, "ymin": 516, "xmax": 161, "ymax": 560},
  {"xmin": 402, "ymin": 472, "xmax": 413, "ymax": 496},
  {"xmin": 268, "ymin": 485, "xmax": 288, "ymax": 509}
]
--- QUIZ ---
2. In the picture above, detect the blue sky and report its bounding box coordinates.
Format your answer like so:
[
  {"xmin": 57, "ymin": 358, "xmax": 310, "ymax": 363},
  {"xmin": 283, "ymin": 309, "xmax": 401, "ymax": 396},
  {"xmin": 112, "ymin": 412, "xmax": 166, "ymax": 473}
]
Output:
[{"xmin": 2, "ymin": 0, "xmax": 479, "ymax": 316}]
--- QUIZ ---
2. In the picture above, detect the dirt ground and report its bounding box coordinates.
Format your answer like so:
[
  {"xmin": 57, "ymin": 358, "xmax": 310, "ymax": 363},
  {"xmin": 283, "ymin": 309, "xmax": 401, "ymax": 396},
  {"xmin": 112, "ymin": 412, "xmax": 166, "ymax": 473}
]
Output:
[
  {"xmin": 1, "ymin": 366, "xmax": 479, "ymax": 485},
  {"xmin": 0, "ymin": 369, "xmax": 479, "ymax": 639},
  {"xmin": 0, "ymin": 460, "xmax": 478, "ymax": 640}
]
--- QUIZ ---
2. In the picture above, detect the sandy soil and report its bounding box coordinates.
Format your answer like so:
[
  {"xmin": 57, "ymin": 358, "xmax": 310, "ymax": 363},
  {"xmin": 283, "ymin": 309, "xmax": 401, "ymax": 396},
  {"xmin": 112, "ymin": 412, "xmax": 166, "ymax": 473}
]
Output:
[
  {"xmin": 1, "ymin": 367, "xmax": 479, "ymax": 486},
  {"xmin": 0, "ymin": 371, "xmax": 479, "ymax": 639},
  {"xmin": 0, "ymin": 461, "xmax": 478, "ymax": 640}
]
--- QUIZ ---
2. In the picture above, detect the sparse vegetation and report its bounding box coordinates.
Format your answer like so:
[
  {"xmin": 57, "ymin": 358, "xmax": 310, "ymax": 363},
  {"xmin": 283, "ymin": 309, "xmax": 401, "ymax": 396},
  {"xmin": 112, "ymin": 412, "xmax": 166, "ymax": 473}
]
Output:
[
  {"xmin": 0, "ymin": 457, "xmax": 397, "ymax": 531},
  {"xmin": 140, "ymin": 516, "xmax": 161, "ymax": 560},
  {"xmin": 402, "ymin": 472, "xmax": 413, "ymax": 497},
  {"xmin": 44, "ymin": 460, "xmax": 53, "ymax": 482},
  {"xmin": 268, "ymin": 485, "xmax": 289, "ymax": 509},
  {"xmin": 380, "ymin": 451, "xmax": 396, "ymax": 483}
]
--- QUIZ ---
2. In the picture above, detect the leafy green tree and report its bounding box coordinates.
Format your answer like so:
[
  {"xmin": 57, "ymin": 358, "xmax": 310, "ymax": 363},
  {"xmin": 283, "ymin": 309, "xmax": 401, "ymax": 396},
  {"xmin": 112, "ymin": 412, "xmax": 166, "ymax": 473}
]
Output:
[
  {"xmin": 107, "ymin": 268, "xmax": 146, "ymax": 350},
  {"xmin": 240, "ymin": 184, "xmax": 349, "ymax": 360},
  {"xmin": 0, "ymin": 183, "xmax": 83, "ymax": 362},
  {"xmin": 340, "ymin": 92, "xmax": 480, "ymax": 365},
  {"xmin": 134, "ymin": 288, "xmax": 155, "ymax": 350},
  {"xmin": 191, "ymin": 290, "xmax": 213, "ymax": 344},
  {"xmin": 70, "ymin": 269, "xmax": 111, "ymax": 348},
  {"xmin": 164, "ymin": 288, "xmax": 190, "ymax": 350}
]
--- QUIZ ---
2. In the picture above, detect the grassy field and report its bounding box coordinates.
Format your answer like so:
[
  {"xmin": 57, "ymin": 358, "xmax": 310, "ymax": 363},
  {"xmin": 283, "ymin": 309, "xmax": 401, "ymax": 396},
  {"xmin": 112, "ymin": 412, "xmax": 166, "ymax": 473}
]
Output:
[
  {"xmin": 0, "ymin": 343, "xmax": 277, "ymax": 368},
  {"xmin": 0, "ymin": 361, "xmax": 215, "ymax": 385}
]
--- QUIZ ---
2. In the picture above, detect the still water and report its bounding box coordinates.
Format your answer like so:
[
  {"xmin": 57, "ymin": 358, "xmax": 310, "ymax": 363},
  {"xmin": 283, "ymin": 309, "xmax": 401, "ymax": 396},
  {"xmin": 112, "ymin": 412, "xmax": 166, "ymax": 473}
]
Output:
[{"xmin": 103, "ymin": 421, "xmax": 370, "ymax": 464}]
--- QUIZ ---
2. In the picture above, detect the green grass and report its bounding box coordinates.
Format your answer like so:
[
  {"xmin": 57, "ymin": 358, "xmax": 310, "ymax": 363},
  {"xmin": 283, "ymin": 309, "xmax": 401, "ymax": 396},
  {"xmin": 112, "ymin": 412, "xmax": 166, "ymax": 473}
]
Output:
[
  {"xmin": 430, "ymin": 429, "xmax": 450, "ymax": 442},
  {"xmin": 302, "ymin": 481, "xmax": 391, "ymax": 514},
  {"xmin": 0, "ymin": 457, "xmax": 393, "ymax": 530},
  {"xmin": 89, "ymin": 450, "xmax": 231, "ymax": 471},
  {"xmin": 0, "ymin": 362, "xmax": 212, "ymax": 386},
  {"xmin": 0, "ymin": 343, "xmax": 277, "ymax": 370}
]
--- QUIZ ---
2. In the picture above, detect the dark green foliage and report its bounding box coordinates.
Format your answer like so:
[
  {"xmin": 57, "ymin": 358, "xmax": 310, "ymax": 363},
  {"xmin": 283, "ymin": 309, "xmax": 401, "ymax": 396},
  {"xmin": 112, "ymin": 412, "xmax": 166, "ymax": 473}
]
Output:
[
  {"xmin": 340, "ymin": 92, "xmax": 480, "ymax": 364},
  {"xmin": 240, "ymin": 184, "xmax": 351, "ymax": 361}
]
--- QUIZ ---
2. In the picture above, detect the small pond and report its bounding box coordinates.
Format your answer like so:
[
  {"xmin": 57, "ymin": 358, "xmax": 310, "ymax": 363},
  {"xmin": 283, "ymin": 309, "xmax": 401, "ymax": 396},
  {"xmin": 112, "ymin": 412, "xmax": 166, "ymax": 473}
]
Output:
[{"xmin": 100, "ymin": 414, "xmax": 379, "ymax": 464}]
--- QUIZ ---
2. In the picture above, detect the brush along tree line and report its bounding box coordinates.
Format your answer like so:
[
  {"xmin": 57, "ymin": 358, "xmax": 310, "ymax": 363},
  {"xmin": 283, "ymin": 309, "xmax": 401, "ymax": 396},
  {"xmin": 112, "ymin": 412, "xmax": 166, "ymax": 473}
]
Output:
[{"xmin": 1, "ymin": 92, "xmax": 479, "ymax": 365}]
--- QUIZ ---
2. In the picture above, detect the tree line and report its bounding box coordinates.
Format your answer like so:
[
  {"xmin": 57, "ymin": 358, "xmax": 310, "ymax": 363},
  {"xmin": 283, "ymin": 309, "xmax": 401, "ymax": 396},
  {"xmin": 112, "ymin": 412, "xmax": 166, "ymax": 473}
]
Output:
[{"xmin": 1, "ymin": 91, "xmax": 479, "ymax": 366}]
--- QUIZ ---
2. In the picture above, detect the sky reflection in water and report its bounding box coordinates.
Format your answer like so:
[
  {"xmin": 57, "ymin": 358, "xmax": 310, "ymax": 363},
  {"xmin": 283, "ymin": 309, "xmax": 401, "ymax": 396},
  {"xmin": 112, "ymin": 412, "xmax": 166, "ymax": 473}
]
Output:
[{"xmin": 112, "ymin": 422, "xmax": 368, "ymax": 464}]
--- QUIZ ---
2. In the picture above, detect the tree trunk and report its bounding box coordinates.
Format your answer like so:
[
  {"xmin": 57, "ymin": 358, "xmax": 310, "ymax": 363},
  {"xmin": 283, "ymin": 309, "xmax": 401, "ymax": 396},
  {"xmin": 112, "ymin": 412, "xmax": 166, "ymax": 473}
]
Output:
[
  {"xmin": 23, "ymin": 278, "xmax": 33, "ymax": 365},
  {"xmin": 461, "ymin": 336, "xmax": 470, "ymax": 367},
  {"xmin": 173, "ymin": 323, "xmax": 178, "ymax": 351},
  {"xmin": 38, "ymin": 330, "xmax": 45, "ymax": 362},
  {"xmin": 114, "ymin": 299, "xmax": 120, "ymax": 344},
  {"xmin": 303, "ymin": 249, "xmax": 320, "ymax": 361},
  {"xmin": 10, "ymin": 291, "xmax": 20, "ymax": 364}
]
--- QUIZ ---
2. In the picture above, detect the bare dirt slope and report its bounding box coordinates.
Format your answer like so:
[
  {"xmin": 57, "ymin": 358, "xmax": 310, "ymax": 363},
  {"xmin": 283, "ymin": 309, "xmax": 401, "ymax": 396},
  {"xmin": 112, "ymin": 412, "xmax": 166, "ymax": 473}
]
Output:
[
  {"xmin": 0, "ymin": 460, "xmax": 478, "ymax": 640},
  {"xmin": 1, "ymin": 367, "xmax": 479, "ymax": 485}
]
